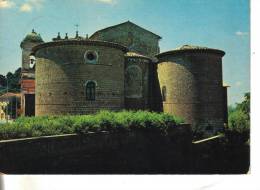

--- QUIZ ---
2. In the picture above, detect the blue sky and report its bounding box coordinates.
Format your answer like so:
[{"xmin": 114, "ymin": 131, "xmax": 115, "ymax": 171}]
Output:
[{"xmin": 0, "ymin": 0, "xmax": 250, "ymax": 105}]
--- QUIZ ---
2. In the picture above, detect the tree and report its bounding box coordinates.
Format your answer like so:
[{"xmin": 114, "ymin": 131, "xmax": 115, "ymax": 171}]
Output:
[
  {"xmin": 5, "ymin": 68, "xmax": 21, "ymax": 92},
  {"xmin": 228, "ymin": 105, "xmax": 236, "ymax": 115},
  {"xmin": 236, "ymin": 92, "xmax": 250, "ymax": 119},
  {"xmin": 228, "ymin": 109, "xmax": 249, "ymax": 132},
  {"xmin": 0, "ymin": 74, "xmax": 6, "ymax": 87},
  {"xmin": 227, "ymin": 92, "xmax": 250, "ymax": 143}
]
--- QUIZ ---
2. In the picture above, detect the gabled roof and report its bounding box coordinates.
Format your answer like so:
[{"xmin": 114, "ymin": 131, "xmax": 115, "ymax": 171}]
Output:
[{"xmin": 90, "ymin": 21, "xmax": 162, "ymax": 39}]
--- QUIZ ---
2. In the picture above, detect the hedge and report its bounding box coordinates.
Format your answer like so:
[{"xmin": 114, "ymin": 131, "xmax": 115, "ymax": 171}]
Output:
[{"xmin": 0, "ymin": 110, "xmax": 184, "ymax": 140}]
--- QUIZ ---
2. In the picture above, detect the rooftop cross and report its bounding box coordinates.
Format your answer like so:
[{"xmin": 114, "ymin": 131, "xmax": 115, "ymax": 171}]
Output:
[
  {"xmin": 75, "ymin": 24, "xmax": 79, "ymax": 38},
  {"xmin": 75, "ymin": 24, "xmax": 79, "ymax": 32}
]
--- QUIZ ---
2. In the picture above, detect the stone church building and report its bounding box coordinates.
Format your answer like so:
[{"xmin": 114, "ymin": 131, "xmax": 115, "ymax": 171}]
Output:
[{"xmin": 20, "ymin": 21, "xmax": 228, "ymax": 132}]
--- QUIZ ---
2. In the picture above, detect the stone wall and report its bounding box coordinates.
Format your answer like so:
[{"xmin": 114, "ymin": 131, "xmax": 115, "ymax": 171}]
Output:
[
  {"xmin": 223, "ymin": 86, "xmax": 228, "ymax": 124},
  {"xmin": 157, "ymin": 52, "xmax": 225, "ymax": 133},
  {"xmin": 124, "ymin": 56, "xmax": 151, "ymax": 110},
  {"xmin": 0, "ymin": 126, "xmax": 249, "ymax": 174},
  {"xmin": 20, "ymin": 41, "xmax": 39, "ymax": 116},
  {"xmin": 34, "ymin": 41, "xmax": 127, "ymax": 115},
  {"xmin": 90, "ymin": 22, "xmax": 160, "ymax": 57},
  {"xmin": 0, "ymin": 124, "xmax": 191, "ymax": 174},
  {"xmin": 192, "ymin": 135, "xmax": 250, "ymax": 174},
  {"xmin": 21, "ymin": 42, "xmax": 39, "ymax": 71}
]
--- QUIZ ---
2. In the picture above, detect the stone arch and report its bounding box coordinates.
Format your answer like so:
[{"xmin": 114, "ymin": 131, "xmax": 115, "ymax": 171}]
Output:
[
  {"xmin": 125, "ymin": 65, "xmax": 142, "ymax": 98},
  {"xmin": 84, "ymin": 80, "xmax": 98, "ymax": 87}
]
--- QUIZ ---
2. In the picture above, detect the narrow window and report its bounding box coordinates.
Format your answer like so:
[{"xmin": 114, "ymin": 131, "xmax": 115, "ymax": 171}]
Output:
[
  {"xmin": 162, "ymin": 86, "xmax": 166, "ymax": 101},
  {"xmin": 86, "ymin": 81, "xmax": 96, "ymax": 101},
  {"xmin": 29, "ymin": 55, "xmax": 36, "ymax": 69}
]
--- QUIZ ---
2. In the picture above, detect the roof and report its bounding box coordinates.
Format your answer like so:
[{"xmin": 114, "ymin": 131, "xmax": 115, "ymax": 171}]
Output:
[
  {"xmin": 156, "ymin": 45, "xmax": 225, "ymax": 57},
  {"xmin": 90, "ymin": 21, "xmax": 162, "ymax": 39},
  {"xmin": 223, "ymin": 82, "xmax": 230, "ymax": 87},
  {"xmin": 21, "ymin": 29, "xmax": 44, "ymax": 44},
  {"xmin": 125, "ymin": 51, "xmax": 152, "ymax": 60},
  {"xmin": 175, "ymin": 45, "xmax": 210, "ymax": 50},
  {"xmin": 31, "ymin": 40, "xmax": 128, "ymax": 55},
  {"xmin": 0, "ymin": 92, "xmax": 21, "ymax": 98}
]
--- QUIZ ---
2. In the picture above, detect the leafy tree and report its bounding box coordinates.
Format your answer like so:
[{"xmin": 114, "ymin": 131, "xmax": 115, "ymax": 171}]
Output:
[
  {"xmin": 227, "ymin": 92, "xmax": 250, "ymax": 143},
  {"xmin": 5, "ymin": 68, "xmax": 21, "ymax": 93},
  {"xmin": 236, "ymin": 92, "xmax": 250, "ymax": 119},
  {"xmin": 0, "ymin": 74, "xmax": 6, "ymax": 87},
  {"xmin": 228, "ymin": 105, "xmax": 236, "ymax": 115},
  {"xmin": 228, "ymin": 109, "xmax": 249, "ymax": 132}
]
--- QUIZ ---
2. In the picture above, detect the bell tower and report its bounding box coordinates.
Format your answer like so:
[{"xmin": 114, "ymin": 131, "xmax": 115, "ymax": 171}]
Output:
[{"xmin": 20, "ymin": 29, "xmax": 44, "ymax": 116}]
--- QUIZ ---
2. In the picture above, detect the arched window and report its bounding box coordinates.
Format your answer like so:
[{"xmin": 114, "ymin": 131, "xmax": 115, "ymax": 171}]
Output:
[
  {"xmin": 86, "ymin": 81, "xmax": 96, "ymax": 101},
  {"xmin": 162, "ymin": 86, "xmax": 166, "ymax": 102}
]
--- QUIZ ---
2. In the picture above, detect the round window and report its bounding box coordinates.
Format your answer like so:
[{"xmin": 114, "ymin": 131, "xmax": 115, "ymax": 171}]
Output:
[{"xmin": 84, "ymin": 51, "xmax": 98, "ymax": 64}]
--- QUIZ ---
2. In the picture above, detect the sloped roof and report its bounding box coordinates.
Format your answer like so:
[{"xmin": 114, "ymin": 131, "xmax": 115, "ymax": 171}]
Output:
[
  {"xmin": 0, "ymin": 92, "xmax": 21, "ymax": 99},
  {"xmin": 31, "ymin": 40, "xmax": 129, "ymax": 55},
  {"xmin": 90, "ymin": 21, "xmax": 162, "ymax": 39},
  {"xmin": 175, "ymin": 45, "xmax": 209, "ymax": 50},
  {"xmin": 156, "ymin": 44, "xmax": 225, "ymax": 57},
  {"xmin": 125, "ymin": 51, "xmax": 152, "ymax": 60},
  {"xmin": 223, "ymin": 82, "xmax": 230, "ymax": 87}
]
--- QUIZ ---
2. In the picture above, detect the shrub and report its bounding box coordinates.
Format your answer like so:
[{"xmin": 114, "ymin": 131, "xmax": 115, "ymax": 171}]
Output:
[
  {"xmin": 0, "ymin": 110, "xmax": 184, "ymax": 140},
  {"xmin": 228, "ymin": 110, "xmax": 249, "ymax": 133},
  {"xmin": 226, "ymin": 109, "xmax": 250, "ymax": 144},
  {"xmin": 225, "ymin": 92, "xmax": 250, "ymax": 144}
]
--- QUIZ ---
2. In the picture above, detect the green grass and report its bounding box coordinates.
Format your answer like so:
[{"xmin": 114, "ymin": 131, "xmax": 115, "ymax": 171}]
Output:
[{"xmin": 0, "ymin": 110, "xmax": 184, "ymax": 140}]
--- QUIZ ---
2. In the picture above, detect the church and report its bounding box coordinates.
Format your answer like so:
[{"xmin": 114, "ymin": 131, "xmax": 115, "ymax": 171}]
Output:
[{"xmin": 20, "ymin": 21, "xmax": 228, "ymax": 132}]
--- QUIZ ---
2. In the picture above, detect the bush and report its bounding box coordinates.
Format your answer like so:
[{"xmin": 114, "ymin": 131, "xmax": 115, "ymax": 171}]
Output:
[
  {"xmin": 225, "ymin": 92, "xmax": 250, "ymax": 144},
  {"xmin": 226, "ymin": 109, "xmax": 250, "ymax": 144},
  {"xmin": 0, "ymin": 110, "xmax": 184, "ymax": 140},
  {"xmin": 228, "ymin": 110, "xmax": 249, "ymax": 133}
]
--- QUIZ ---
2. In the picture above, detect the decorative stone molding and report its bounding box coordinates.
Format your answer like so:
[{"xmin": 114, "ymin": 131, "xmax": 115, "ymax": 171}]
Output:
[{"xmin": 31, "ymin": 40, "xmax": 128, "ymax": 55}]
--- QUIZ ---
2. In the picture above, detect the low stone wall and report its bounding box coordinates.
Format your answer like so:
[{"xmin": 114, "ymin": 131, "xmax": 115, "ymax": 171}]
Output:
[
  {"xmin": 0, "ymin": 124, "xmax": 192, "ymax": 174},
  {"xmin": 191, "ymin": 135, "xmax": 250, "ymax": 174},
  {"xmin": 0, "ymin": 124, "xmax": 249, "ymax": 174}
]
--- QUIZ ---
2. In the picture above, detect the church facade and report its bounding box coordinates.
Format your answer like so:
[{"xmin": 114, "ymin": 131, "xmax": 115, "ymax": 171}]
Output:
[{"xmin": 20, "ymin": 21, "xmax": 228, "ymax": 132}]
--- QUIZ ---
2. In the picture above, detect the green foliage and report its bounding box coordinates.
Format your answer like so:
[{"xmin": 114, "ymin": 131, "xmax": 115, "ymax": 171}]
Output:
[
  {"xmin": 236, "ymin": 92, "xmax": 250, "ymax": 118},
  {"xmin": 228, "ymin": 109, "xmax": 249, "ymax": 132},
  {"xmin": 0, "ymin": 74, "xmax": 7, "ymax": 88},
  {"xmin": 226, "ymin": 92, "xmax": 250, "ymax": 144},
  {"xmin": 0, "ymin": 68, "xmax": 21, "ymax": 95},
  {"xmin": 228, "ymin": 105, "xmax": 236, "ymax": 115},
  {"xmin": 0, "ymin": 110, "xmax": 184, "ymax": 140},
  {"xmin": 228, "ymin": 92, "xmax": 250, "ymax": 132}
]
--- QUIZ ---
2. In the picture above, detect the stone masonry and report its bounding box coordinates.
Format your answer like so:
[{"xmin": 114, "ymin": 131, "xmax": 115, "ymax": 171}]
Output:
[{"xmin": 22, "ymin": 21, "xmax": 228, "ymax": 134}]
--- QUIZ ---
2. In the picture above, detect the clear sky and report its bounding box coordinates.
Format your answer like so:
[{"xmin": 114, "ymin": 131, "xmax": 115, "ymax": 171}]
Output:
[{"xmin": 0, "ymin": 0, "xmax": 250, "ymax": 105}]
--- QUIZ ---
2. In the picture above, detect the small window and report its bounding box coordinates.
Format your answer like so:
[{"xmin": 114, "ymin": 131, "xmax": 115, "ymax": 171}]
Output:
[
  {"xmin": 162, "ymin": 86, "xmax": 166, "ymax": 101},
  {"xmin": 29, "ymin": 55, "xmax": 36, "ymax": 69},
  {"xmin": 86, "ymin": 81, "xmax": 96, "ymax": 101},
  {"xmin": 84, "ymin": 51, "xmax": 98, "ymax": 64}
]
